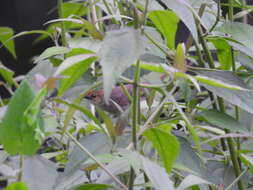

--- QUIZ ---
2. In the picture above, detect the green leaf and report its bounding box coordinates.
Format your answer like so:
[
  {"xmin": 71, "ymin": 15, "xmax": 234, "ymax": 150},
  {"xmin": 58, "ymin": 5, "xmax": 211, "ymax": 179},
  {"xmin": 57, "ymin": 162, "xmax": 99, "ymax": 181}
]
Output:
[
  {"xmin": 196, "ymin": 70, "xmax": 253, "ymax": 114},
  {"xmin": 96, "ymin": 108, "xmax": 116, "ymax": 144},
  {"xmin": 141, "ymin": 156, "xmax": 175, "ymax": 190},
  {"xmin": 210, "ymin": 39, "xmax": 232, "ymax": 70},
  {"xmin": 148, "ymin": 10, "xmax": 179, "ymax": 49},
  {"xmin": 195, "ymin": 74, "xmax": 249, "ymax": 91},
  {"xmin": 23, "ymin": 155, "xmax": 58, "ymax": 190},
  {"xmin": 97, "ymin": 152, "xmax": 141, "ymax": 183},
  {"xmin": 99, "ymin": 27, "xmax": 144, "ymax": 102},
  {"xmin": 140, "ymin": 63, "xmax": 165, "ymax": 73},
  {"xmin": 5, "ymin": 182, "xmax": 29, "ymax": 190},
  {"xmin": 240, "ymin": 154, "xmax": 253, "ymax": 173},
  {"xmin": 216, "ymin": 22, "xmax": 253, "ymax": 53},
  {"xmin": 0, "ymin": 62, "xmax": 14, "ymax": 85},
  {"xmin": 143, "ymin": 128, "xmax": 180, "ymax": 173},
  {"xmin": 0, "ymin": 81, "xmax": 45, "ymax": 155},
  {"xmin": 35, "ymin": 46, "xmax": 70, "ymax": 63},
  {"xmin": 159, "ymin": 0, "xmax": 198, "ymax": 42},
  {"xmin": 55, "ymin": 133, "xmax": 112, "ymax": 189},
  {"xmin": 54, "ymin": 54, "xmax": 97, "ymax": 96},
  {"xmin": 176, "ymin": 175, "xmax": 212, "ymax": 190},
  {"xmin": 82, "ymin": 19, "xmax": 104, "ymax": 40},
  {"xmin": 196, "ymin": 109, "xmax": 247, "ymax": 133},
  {"xmin": 74, "ymin": 184, "xmax": 112, "ymax": 190},
  {"xmin": 174, "ymin": 43, "xmax": 186, "ymax": 72},
  {"xmin": 0, "ymin": 27, "xmax": 16, "ymax": 58},
  {"xmin": 235, "ymin": 52, "xmax": 253, "ymax": 72},
  {"xmin": 62, "ymin": 2, "xmax": 87, "ymax": 18}
]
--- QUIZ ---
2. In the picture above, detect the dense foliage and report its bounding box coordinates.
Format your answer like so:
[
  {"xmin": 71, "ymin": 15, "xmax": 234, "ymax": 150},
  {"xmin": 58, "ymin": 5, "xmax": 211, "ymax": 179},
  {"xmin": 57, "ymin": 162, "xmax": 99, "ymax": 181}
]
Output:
[{"xmin": 0, "ymin": 0, "xmax": 253, "ymax": 189}]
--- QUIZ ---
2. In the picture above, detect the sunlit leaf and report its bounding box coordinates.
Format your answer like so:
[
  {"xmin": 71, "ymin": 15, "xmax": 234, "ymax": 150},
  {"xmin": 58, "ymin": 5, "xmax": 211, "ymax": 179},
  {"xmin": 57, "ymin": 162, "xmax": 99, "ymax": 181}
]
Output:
[
  {"xmin": 54, "ymin": 54, "xmax": 97, "ymax": 96},
  {"xmin": 148, "ymin": 10, "xmax": 179, "ymax": 49},
  {"xmin": 0, "ymin": 27, "xmax": 16, "ymax": 58},
  {"xmin": 35, "ymin": 46, "xmax": 70, "ymax": 63},
  {"xmin": 210, "ymin": 39, "xmax": 232, "ymax": 70},
  {"xmin": 5, "ymin": 182, "xmax": 28, "ymax": 190},
  {"xmin": 143, "ymin": 128, "xmax": 180, "ymax": 173},
  {"xmin": 0, "ymin": 81, "xmax": 45, "ymax": 155},
  {"xmin": 159, "ymin": 0, "xmax": 198, "ymax": 42}
]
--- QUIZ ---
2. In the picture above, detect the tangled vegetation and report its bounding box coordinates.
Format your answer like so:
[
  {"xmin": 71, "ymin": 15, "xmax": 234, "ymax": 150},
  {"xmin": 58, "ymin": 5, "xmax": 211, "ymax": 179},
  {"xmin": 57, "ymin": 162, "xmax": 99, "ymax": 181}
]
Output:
[{"xmin": 0, "ymin": 0, "xmax": 253, "ymax": 189}]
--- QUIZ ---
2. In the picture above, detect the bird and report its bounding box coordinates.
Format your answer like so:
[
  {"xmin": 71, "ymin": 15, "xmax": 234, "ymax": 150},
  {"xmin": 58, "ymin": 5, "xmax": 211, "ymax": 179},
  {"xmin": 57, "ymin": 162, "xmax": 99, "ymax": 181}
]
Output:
[{"xmin": 85, "ymin": 84, "xmax": 147, "ymax": 114}]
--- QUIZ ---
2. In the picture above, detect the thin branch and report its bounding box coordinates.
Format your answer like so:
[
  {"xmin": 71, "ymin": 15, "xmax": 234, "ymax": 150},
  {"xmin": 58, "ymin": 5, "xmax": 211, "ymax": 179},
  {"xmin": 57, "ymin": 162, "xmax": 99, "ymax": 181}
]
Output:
[{"xmin": 65, "ymin": 131, "xmax": 128, "ymax": 190}]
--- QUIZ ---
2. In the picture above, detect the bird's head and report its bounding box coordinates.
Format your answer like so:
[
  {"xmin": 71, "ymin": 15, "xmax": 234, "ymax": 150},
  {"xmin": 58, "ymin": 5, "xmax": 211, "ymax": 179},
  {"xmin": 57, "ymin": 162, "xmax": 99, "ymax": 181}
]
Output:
[{"xmin": 85, "ymin": 89, "xmax": 104, "ymax": 105}]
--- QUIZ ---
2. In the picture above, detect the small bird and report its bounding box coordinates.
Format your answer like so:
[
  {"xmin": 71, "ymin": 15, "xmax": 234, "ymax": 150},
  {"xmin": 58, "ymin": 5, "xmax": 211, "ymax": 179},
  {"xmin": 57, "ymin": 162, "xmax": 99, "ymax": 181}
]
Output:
[{"xmin": 85, "ymin": 84, "xmax": 146, "ymax": 114}]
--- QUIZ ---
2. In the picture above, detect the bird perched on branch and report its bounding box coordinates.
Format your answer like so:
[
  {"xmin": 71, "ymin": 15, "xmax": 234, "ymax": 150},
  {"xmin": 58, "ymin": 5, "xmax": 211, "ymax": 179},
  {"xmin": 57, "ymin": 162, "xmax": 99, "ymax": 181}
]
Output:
[{"xmin": 85, "ymin": 84, "xmax": 147, "ymax": 114}]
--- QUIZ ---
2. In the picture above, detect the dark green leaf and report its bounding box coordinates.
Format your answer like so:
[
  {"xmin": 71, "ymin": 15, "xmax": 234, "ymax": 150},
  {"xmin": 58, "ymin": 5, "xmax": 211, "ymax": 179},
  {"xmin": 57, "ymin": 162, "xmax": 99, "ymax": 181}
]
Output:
[
  {"xmin": 143, "ymin": 128, "xmax": 180, "ymax": 173},
  {"xmin": 196, "ymin": 109, "xmax": 247, "ymax": 133},
  {"xmin": 99, "ymin": 27, "xmax": 144, "ymax": 101}
]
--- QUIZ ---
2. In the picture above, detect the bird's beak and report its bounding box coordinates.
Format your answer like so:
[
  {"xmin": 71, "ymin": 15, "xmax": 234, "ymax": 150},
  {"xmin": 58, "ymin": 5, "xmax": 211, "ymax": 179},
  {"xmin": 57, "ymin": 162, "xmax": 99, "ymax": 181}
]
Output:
[{"xmin": 84, "ymin": 95, "xmax": 92, "ymax": 100}]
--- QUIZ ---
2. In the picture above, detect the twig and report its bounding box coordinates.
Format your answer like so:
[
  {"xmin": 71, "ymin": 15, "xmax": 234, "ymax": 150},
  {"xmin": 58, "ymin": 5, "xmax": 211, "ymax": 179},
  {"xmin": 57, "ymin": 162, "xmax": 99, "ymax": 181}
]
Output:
[{"xmin": 65, "ymin": 131, "xmax": 128, "ymax": 190}]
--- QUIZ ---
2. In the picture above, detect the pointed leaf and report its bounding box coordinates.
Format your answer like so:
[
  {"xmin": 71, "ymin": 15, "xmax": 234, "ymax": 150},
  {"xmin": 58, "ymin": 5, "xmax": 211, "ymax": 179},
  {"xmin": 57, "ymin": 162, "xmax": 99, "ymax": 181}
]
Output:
[
  {"xmin": 35, "ymin": 46, "xmax": 70, "ymax": 63},
  {"xmin": 23, "ymin": 155, "xmax": 58, "ymax": 190},
  {"xmin": 55, "ymin": 133, "xmax": 112, "ymax": 189},
  {"xmin": 0, "ymin": 27, "xmax": 16, "ymax": 58},
  {"xmin": 143, "ymin": 128, "xmax": 180, "ymax": 173},
  {"xmin": 176, "ymin": 175, "xmax": 212, "ymax": 190},
  {"xmin": 216, "ymin": 22, "xmax": 253, "ymax": 53},
  {"xmin": 142, "ymin": 156, "xmax": 175, "ymax": 190},
  {"xmin": 0, "ymin": 81, "xmax": 45, "ymax": 155},
  {"xmin": 174, "ymin": 43, "xmax": 186, "ymax": 72},
  {"xmin": 99, "ymin": 27, "xmax": 144, "ymax": 101},
  {"xmin": 0, "ymin": 62, "xmax": 14, "ymax": 85},
  {"xmin": 210, "ymin": 39, "xmax": 232, "ymax": 70},
  {"xmin": 159, "ymin": 0, "xmax": 198, "ymax": 42},
  {"xmin": 54, "ymin": 54, "xmax": 97, "ymax": 96},
  {"xmin": 148, "ymin": 10, "xmax": 179, "ymax": 49},
  {"xmin": 197, "ymin": 70, "xmax": 253, "ymax": 114}
]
